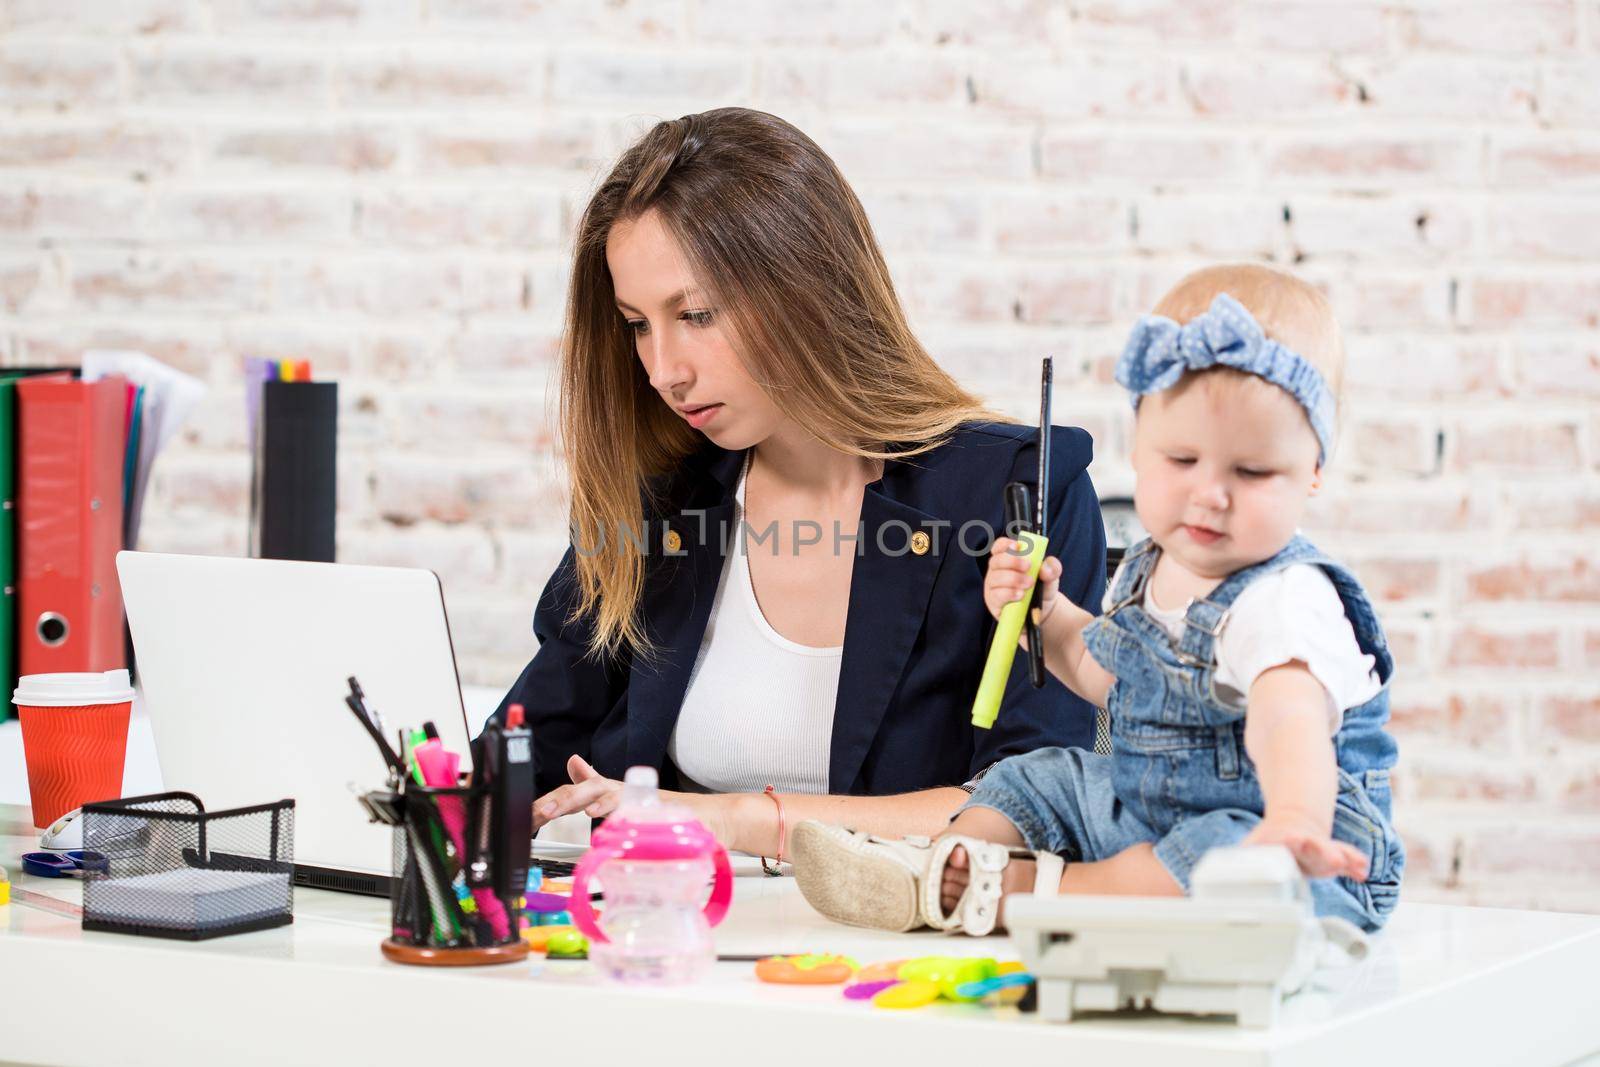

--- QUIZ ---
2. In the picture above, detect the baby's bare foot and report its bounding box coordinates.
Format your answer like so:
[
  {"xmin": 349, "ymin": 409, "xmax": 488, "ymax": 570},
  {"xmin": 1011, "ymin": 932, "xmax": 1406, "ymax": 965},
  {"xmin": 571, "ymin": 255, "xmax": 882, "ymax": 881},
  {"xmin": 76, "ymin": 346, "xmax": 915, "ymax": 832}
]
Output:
[{"xmin": 939, "ymin": 846, "xmax": 1040, "ymax": 929}]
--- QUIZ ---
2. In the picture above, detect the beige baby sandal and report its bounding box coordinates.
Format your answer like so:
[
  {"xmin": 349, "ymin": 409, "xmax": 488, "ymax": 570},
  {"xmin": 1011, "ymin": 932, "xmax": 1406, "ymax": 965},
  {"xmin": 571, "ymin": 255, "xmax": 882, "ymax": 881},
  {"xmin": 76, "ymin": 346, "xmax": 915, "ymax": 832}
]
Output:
[{"xmin": 790, "ymin": 820, "xmax": 1065, "ymax": 935}]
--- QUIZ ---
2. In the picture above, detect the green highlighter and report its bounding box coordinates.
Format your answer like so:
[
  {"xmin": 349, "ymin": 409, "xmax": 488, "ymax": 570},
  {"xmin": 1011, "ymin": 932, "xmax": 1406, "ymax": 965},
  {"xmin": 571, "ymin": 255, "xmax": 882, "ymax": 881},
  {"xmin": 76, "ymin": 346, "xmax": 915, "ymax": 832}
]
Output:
[{"xmin": 971, "ymin": 358, "xmax": 1053, "ymax": 730}]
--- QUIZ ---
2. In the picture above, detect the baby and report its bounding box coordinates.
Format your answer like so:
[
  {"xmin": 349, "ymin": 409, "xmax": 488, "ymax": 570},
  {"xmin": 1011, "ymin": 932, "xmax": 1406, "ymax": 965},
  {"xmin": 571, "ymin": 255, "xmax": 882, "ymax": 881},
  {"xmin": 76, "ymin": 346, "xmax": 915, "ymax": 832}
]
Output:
[{"xmin": 792, "ymin": 264, "xmax": 1403, "ymax": 936}]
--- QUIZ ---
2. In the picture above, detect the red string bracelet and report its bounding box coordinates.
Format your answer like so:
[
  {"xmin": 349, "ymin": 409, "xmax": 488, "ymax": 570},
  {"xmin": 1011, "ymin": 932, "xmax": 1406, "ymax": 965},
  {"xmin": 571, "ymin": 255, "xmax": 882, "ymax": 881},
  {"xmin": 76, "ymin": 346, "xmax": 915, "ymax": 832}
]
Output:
[{"xmin": 760, "ymin": 785, "xmax": 785, "ymax": 877}]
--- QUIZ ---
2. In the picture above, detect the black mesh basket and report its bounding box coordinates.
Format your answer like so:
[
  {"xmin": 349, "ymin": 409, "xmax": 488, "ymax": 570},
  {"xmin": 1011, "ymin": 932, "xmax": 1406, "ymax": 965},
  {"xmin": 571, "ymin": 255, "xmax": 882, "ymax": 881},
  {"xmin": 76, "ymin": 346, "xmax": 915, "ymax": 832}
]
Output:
[{"xmin": 80, "ymin": 791, "xmax": 295, "ymax": 940}]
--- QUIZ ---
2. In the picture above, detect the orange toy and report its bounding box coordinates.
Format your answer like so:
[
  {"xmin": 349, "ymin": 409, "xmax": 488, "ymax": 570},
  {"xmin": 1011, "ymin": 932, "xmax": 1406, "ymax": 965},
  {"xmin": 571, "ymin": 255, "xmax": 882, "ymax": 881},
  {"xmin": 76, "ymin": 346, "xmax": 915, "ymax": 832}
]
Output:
[
  {"xmin": 521, "ymin": 924, "xmax": 573, "ymax": 952},
  {"xmin": 856, "ymin": 959, "xmax": 909, "ymax": 983},
  {"xmin": 755, "ymin": 954, "xmax": 858, "ymax": 984}
]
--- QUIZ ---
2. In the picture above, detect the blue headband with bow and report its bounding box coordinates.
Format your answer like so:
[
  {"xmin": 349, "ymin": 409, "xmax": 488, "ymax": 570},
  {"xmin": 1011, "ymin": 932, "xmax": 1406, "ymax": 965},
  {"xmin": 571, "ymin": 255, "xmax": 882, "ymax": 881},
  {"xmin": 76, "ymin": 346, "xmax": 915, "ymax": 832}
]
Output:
[{"xmin": 1114, "ymin": 292, "xmax": 1336, "ymax": 464}]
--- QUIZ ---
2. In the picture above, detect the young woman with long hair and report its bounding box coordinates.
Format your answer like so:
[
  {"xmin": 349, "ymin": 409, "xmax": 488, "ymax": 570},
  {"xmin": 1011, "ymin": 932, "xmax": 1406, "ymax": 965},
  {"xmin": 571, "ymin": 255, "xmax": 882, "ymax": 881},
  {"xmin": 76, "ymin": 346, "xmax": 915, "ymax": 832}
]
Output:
[{"xmin": 498, "ymin": 107, "xmax": 1107, "ymax": 859}]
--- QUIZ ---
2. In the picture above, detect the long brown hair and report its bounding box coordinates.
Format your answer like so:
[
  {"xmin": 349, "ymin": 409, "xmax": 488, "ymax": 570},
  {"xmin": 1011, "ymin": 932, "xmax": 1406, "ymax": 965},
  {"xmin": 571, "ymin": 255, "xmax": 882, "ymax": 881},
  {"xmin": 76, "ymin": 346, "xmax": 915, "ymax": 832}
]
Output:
[{"xmin": 561, "ymin": 107, "xmax": 997, "ymax": 660}]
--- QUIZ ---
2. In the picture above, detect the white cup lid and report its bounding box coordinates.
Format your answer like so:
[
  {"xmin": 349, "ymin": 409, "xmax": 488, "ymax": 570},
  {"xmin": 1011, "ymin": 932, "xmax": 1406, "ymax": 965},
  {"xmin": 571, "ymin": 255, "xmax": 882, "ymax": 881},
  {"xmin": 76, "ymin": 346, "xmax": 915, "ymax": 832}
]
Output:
[{"xmin": 13, "ymin": 669, "xmax": 136, "ymax": 707}]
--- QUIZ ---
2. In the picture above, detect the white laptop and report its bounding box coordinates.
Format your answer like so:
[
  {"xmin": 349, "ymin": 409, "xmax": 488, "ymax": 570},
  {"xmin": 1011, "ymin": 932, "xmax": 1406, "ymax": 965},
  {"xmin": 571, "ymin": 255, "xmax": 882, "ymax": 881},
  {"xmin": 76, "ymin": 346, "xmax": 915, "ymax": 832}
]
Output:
[{"xmin": 116, "ymin": 551, "xmax": 478, "ymax": 895}]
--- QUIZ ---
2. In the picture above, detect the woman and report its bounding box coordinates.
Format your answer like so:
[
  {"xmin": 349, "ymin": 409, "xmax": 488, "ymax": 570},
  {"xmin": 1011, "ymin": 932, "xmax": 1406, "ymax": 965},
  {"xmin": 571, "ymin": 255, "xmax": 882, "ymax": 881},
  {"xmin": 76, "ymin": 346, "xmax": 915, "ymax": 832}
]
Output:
[{"xmin": 498, "ymin": 107, "xmax": 1106, "ymax": 860}]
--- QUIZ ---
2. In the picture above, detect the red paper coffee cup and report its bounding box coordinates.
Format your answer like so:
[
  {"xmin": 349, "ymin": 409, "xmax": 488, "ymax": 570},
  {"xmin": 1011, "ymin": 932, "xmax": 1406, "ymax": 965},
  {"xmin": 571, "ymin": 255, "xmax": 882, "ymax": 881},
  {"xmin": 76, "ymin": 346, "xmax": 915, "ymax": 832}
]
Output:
[{"xmin": 14, "ymin": 670, "xmax": 135, "ymax": 828}]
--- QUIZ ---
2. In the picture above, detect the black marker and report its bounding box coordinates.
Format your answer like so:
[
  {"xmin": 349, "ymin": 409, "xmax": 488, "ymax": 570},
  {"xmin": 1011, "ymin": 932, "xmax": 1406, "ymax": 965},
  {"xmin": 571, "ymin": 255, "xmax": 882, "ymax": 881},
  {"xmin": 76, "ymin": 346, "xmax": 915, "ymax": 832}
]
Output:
[
  {"xmin": 1025, "ymin": 357, "xmax": 1053, "ymax": 689},
  {"xmin": 490, "ymin": 704, "xmax": 534, "ymax": 899},
  {"xmin": 344, "ymin": 676, "xmax": 404, "ymax": 774}
]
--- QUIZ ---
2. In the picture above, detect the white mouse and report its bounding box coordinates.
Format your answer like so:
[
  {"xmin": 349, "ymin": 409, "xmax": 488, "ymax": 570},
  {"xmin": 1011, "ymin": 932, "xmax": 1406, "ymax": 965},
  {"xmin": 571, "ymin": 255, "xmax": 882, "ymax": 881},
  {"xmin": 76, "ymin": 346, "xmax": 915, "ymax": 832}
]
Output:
[{"xmin": 40, "ymin": 807, "xmax": 84, "ymax": 851}]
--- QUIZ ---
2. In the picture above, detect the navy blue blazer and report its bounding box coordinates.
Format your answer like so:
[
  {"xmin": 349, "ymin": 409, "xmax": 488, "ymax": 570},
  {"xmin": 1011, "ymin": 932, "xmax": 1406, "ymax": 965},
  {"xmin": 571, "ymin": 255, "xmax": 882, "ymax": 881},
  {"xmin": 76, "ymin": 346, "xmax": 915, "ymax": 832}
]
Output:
[{"xmin": 497, "ymin": 421, "xmax": 1107, "ymax": 799}]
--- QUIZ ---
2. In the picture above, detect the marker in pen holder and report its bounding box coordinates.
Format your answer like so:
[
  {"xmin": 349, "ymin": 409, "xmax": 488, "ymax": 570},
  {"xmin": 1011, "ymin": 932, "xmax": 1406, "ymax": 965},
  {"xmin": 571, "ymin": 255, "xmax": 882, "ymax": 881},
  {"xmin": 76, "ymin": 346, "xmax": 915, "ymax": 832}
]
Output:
[{"xmin": 374, "ymin": 781, "xmax": 529, "ymax": 967}]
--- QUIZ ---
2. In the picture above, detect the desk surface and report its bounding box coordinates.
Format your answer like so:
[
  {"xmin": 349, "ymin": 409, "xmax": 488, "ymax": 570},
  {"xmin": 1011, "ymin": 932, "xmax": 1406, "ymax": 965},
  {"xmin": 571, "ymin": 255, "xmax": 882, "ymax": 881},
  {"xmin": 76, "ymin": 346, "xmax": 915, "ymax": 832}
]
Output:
[{"xmin": 2, "ymin": 804, "xmax": 1598, "ymax": 1067}]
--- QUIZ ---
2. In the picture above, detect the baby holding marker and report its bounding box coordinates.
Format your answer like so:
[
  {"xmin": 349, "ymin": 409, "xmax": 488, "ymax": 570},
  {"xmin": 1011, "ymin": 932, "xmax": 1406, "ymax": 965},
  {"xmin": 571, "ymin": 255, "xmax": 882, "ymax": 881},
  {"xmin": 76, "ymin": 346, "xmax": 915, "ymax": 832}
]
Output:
[{"xmin": 793, "ymin": 264, "xmax": 1404, "ymax": 936}]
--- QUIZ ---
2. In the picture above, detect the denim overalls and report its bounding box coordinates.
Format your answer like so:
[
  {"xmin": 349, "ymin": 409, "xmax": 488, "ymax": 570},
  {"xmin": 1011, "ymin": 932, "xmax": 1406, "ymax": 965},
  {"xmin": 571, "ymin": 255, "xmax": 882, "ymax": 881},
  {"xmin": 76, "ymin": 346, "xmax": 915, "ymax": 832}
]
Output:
[{"xmin": 964, "ymin": 535, "xmax": 1405, "ymax": 932}]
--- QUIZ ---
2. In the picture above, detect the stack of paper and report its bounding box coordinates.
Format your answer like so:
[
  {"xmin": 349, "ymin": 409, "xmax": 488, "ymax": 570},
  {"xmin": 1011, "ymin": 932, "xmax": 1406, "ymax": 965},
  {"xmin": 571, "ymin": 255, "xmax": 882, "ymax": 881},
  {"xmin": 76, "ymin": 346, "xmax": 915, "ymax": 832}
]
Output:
[
  {"xmin": 86, "ymin": 867, "xmax": 292, "ymax": 930},
  {"xmin": 81, "ymin": 349, "xmax": 206, "ymax": 551}
]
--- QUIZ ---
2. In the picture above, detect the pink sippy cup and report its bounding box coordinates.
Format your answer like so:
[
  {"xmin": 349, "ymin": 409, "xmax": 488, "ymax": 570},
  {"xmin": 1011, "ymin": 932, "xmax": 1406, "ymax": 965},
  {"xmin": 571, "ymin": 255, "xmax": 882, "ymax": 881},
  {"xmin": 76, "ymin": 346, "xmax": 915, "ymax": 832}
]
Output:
[{"xmin": 568, "ymin": 766, "xmax": 733, "ymax": 984}]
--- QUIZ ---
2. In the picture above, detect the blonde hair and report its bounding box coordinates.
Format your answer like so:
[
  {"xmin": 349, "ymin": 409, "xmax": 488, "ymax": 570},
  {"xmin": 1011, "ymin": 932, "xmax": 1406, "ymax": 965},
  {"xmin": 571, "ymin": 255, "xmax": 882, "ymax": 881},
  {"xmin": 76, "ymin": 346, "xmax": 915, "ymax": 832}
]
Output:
[
  {"xmin": 1152, "ymin": 263, "xmax": 1346, "ymax": 403},
  {"xmin": 561, "ymin": 107, "xmax": 1000, "ymax": 661}
]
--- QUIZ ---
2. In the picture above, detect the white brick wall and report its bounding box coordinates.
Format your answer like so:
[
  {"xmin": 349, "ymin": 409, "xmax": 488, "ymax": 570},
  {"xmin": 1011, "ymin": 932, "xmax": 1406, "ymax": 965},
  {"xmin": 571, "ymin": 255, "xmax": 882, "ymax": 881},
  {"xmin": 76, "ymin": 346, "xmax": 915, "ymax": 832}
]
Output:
[{"xmin": 2, "ymin": 0, "xmax": 1597, "ymax": 913}]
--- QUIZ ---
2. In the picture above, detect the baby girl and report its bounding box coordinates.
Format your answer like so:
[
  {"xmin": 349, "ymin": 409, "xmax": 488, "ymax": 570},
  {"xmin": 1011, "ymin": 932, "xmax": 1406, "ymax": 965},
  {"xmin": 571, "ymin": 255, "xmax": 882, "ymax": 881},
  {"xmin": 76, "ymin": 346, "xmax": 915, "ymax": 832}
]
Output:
[{"xmin": 792, "ymin": 264, "xmax": 1404, "ymax": 935}]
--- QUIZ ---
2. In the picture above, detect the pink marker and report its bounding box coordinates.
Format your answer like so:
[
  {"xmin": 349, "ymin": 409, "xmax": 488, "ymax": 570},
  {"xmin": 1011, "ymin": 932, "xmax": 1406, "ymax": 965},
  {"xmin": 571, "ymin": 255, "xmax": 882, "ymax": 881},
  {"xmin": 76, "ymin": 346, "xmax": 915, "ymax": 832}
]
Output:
[{"xmin": 414, "ymin": 739, "xmax": 510, "ymax": 941}]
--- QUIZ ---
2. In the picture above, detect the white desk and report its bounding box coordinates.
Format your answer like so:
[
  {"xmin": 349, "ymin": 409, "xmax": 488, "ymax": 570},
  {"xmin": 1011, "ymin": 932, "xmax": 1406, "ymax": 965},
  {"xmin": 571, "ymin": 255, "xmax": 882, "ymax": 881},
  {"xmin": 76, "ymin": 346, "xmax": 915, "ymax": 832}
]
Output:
[{"xmin": 2, "ymin": 805, "xmax": 1598, "ymax": 1066}]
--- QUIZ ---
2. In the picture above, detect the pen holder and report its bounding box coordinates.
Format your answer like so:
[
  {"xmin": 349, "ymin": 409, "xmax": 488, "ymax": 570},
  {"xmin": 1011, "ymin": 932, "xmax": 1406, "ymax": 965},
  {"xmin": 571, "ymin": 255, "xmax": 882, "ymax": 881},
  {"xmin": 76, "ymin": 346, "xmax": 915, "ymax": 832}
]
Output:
[
  {"xmin": 379, "ymin": 782, "xmax": 528, "ymax": 967},
  {"xmin": 80, "ymin": 791, "xmax": 295, "ymax": 940}
]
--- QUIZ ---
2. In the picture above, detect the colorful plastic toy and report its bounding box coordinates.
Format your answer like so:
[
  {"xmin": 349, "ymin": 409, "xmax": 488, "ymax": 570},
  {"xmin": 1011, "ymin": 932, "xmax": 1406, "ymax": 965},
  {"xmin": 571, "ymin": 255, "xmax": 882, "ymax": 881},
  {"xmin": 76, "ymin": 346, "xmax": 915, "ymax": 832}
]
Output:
[
  {"xmin": 754, "ymin": 954, "xmax": 858, "ymax": 984},
  {"xmin": 525, "ymin": 891, "xmax": 571, "ymax": 913},
  {"xmin": 756, "ymin": 953, "xmax": 1036, "ymax": 1009},
  {"xmin": 899, "ymin": 955, "xmax": 998, "ymax": 999},
  {"xmin": 840, "ymin": 956, "xmax": 1035, "ymax": 1010},
  {"xmin": 521, "ymin": 924, "xmax": 573, "ymax": 952},
  {"xmin": 956, "ymin": 973, "xmax": 1036, "ymax": 1001},
  {"xmin": 843, "ymin": 979, "xmax": 900, "ymax": 1000},
  {"xmin": 873, "ymin": 980, "xmax": 940, "ymax": 1009},
  {"xmin": 544, "ymin": 928, "xmax": 588, "ymax": 959},
  {"xmin": 856, "ymin": 959, "xmax": 908, "ymax": 983}
]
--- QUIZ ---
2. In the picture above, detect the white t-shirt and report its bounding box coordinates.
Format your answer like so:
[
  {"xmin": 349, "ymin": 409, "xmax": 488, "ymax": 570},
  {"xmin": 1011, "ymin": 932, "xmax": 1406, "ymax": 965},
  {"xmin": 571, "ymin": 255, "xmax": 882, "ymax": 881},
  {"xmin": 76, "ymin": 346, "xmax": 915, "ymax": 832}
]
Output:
[
  {"xmin": 667, "ymin": 457, "xmax": 842, "ymax": 794},
  {"xmin": 1105, "ymin": 560, "xmax": 1381, "ymax": 734}
]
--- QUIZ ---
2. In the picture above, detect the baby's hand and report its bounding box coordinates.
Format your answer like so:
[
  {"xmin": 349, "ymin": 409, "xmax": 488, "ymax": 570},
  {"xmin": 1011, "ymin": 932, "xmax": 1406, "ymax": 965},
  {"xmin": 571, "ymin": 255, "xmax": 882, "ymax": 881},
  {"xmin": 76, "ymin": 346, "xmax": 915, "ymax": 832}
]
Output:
[
  {"xmin": 985, "ymin": 538, "xmax": 1063, "ymax": 626},
  {"xmin": 1244, "ymin": 816, "xmax": 1370, "ymax": 881}
]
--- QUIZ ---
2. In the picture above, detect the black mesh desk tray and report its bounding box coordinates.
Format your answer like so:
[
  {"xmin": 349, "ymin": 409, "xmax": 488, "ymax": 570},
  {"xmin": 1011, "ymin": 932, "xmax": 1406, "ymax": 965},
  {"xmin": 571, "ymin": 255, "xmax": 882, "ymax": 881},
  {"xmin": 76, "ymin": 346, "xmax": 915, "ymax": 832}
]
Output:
[{"xmin": 80, "ymin": 792, "xmax": 296, "ymax": 941}]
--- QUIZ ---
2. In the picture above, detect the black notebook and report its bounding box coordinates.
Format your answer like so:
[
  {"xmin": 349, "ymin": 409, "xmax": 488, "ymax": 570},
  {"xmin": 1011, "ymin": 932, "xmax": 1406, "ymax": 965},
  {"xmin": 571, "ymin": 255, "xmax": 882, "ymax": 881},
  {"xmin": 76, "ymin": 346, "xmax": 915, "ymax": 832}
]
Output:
[{"xmin": 257, "ymin": 380, "xmax": 337, "ymax": 563}]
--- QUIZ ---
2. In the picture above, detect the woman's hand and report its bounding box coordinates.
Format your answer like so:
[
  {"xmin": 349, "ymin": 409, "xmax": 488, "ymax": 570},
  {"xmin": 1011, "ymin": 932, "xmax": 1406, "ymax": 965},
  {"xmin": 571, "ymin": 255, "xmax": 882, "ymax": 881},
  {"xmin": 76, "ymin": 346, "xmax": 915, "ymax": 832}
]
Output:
[
  {"xmin": 532, "ymin": 757, "xmax": 745, "ymax": 842},
  {"xmin": 533, "ymin": 754, "xmax": 623, "ymax": 830},
  {"xmin": 985, "ymin": 537, "xmax": 1064, "ymax": 630}
]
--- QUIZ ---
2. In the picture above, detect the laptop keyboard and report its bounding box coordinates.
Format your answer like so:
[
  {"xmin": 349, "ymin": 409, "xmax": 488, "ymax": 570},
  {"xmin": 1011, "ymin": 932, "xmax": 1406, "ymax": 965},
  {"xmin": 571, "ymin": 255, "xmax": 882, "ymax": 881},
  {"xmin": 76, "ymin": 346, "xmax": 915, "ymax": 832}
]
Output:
[{"xmin": 528, "ymin": 856, "xmax": 578, "ymax": 880}]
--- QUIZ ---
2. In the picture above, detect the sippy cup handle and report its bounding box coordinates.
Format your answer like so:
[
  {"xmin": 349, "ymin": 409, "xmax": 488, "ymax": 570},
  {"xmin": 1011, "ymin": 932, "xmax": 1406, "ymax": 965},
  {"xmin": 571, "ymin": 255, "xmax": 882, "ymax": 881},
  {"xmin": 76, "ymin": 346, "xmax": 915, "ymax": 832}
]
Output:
[
  {"xmin": 702, "ymin": 842, "xmax": 733, "ymax": 928},
  {"xmin": 567, "ymin": 846, "xmax": 621, "ymax": 944},
  {"xmin": 568, "ymin": 842, "xmax": 735, "ymax": 943}
]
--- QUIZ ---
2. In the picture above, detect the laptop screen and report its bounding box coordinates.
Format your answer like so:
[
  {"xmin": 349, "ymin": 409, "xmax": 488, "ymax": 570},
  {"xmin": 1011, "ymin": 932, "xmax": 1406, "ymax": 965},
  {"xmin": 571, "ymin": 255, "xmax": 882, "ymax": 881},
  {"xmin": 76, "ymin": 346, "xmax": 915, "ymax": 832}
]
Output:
[{"xmin": 117, "ymin": 552, "xmax": 475, "ymax": 891}]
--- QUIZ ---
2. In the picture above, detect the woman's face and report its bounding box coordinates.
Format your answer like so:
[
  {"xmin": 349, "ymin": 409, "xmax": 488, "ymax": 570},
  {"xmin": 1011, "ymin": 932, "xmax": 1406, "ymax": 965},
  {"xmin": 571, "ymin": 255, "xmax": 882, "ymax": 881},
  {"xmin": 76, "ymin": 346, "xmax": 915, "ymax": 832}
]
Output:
[{"xmin": 606, "ymin": 209, "xmax": 784, "ymax": 451}]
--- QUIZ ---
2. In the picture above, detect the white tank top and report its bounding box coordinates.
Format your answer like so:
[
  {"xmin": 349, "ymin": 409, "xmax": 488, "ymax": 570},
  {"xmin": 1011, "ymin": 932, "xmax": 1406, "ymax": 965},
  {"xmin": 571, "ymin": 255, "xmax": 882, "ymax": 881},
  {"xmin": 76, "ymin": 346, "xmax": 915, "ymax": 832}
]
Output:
[{"xmin": 667, "ymin": 457, "xmax": 843, "ymax": 794}]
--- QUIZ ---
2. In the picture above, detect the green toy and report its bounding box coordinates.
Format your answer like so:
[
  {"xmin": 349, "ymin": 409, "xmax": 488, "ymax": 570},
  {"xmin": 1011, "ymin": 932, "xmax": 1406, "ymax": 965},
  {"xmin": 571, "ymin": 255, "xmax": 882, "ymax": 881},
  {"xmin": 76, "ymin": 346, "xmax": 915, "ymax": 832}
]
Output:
[{"xmin": 544, "ymin": 928, "xmax": 588, "ymax": 959}]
